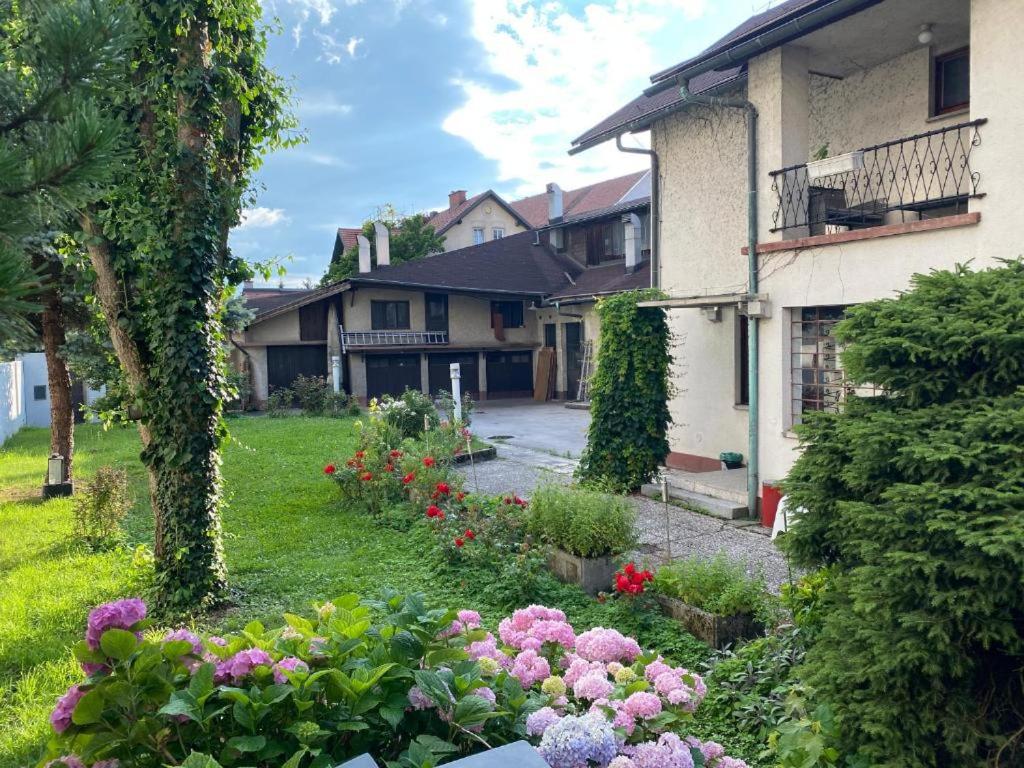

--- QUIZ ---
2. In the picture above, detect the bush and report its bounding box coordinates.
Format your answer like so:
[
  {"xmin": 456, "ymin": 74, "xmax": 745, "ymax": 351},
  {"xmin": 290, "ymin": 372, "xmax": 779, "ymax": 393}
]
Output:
[
  {"xmin": 46, "ymin": 596, "xmax": 750, "ymax": 768},
  {"xmin": 577, "ymin": 289, "xmax": 671, "ymax": 491},
  {"xmin": 651, "ymin": 555, "xmax": 773, "ymax": 620},
  {"xmin": 73, "ymin": 466, "xmax": 133, "ymax": 550},
  {"xmin": 526, "ymin": 483, "xmax": 636, "ymax": 558},
  {"xmin": 436, "ymin": 388, "xmax": 475, "ymax": 427},
  {"xmin": 371, "ymin": 388, "xmax": 438, "ymax": 438},
  {"xmin": 781, "ymin": 262, "xmax": 1024, "ymax": 767},
  {"xmin": 265, "ymin": 387, "xmax": 293, "ymax": 417}
]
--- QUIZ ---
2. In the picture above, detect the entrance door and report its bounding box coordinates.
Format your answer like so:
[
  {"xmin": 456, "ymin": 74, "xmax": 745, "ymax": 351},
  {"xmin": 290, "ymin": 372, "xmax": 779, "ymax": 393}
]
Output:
[
  {"xmin": 565, "ymin": 323, "xmax": 584, "ymax": 399},
  {"xmin": 486, "ymin": 351, "xmax": 533, "ymax": 397},
  {"xmin": 267, "ymin": 345, "xmax": 327, "ymax": 394},
  {"xmin": 543, "ymin": 323, "xmax": 556, "ymax": 348},
  {"xmin": 365, "ymin": 354, "xmax": 421, "ymax": 399},
  {"xmin": 428, "ymin": 353, "xmax": 479, "ymax": 399}
]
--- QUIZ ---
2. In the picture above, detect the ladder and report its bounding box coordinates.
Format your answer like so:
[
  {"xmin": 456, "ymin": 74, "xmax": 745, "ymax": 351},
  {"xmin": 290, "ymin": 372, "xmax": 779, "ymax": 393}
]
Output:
[{"xmin": 576, "ymin": 340, "xmax": 594, "ymax": 402}]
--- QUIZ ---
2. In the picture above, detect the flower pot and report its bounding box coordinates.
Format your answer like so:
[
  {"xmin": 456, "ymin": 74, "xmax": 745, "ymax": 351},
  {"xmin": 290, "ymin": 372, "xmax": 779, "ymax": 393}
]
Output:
[
  {"xmin": 719, "ymin": 451, "xmax": 743, "ymax": 470},
  {"xmin": 653, "ymin": 594, "xmax": 761, "ymax": 650},
  {"xmin": 806, "ymin": 150, "xmax": 864, "ymax": 180},
  {"xmin": 547, "ymin": 548, "xmax": 617, "ymax": 597}
]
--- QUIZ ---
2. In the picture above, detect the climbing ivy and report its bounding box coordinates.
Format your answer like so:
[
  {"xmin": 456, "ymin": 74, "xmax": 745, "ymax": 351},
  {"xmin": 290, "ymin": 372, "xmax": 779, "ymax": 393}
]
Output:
[
  {"xmin": 577, "ymin": 289, "xmax": 672, "ymax": 491},
  {"xmin": 80, "ymin": 0, "xmax": 296, "ymax": 612}
]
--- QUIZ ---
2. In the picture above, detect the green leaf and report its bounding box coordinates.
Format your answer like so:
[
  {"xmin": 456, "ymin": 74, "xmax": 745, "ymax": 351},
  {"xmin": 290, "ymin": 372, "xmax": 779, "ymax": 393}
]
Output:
[
  {"xmin": 189, "ymin": 663, "xmax": 215, "ymax": 699},
  {"xmin": 99, "ymin": 628, "xmax": 138, "ymax": 661},
  {"xmin": 453, "ymin": 694, "xmax": 492, "ymax": 728},
  {"xmin": 380, "ymin": 706, "xmax": 405, "ymax": 730},
  {"xmin": 227, "ymin": 735, "xmax": 267, "ymax": 753},
  {"xmin": 335, "ymin": 721, "xmax": 370, "ymax": 732},
  {"xmin": 425, "ymin": 648, "xmax": 468, "ymax": 667},
  {"xmin": 159, "ymin": 691, "xmax": 199, "ymax": 721},
  {"xmin": 281, "ymin": 748, "xmax": 308, "ymax": 768},
  {"xmin": 162, "ymin": 640, "xmax": 195, "ymax": 659},
  {"xmin": 71, "ymin": 689, "xmax": 105, "ymax": 725},
  {"xmin": 180, "ymin": 753, "xmax": 223, "ymax": 768}
]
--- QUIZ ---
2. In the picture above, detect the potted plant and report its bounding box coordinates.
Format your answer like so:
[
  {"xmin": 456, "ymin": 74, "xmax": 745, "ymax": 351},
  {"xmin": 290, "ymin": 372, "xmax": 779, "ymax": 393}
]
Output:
[
  {"xmin": 650, "ymin": 554, "xmax": 770, "ymax": 649},
  {"xmin": 806, "ymin": 142, "xmax": 863, "ymax": 181},
  {"xmin": 526, "ymin": 484, "xmax": 636, "ymax": 595},
  {"xmin": 719, "ymin": 451, "xmax": 743, "ymax": 470}
]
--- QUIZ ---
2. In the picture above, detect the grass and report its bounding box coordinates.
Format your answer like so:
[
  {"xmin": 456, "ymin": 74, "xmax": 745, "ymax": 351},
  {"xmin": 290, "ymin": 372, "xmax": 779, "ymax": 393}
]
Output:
[{"xmin": 0, "ymin": 415, "xmax": 768, "ymax": 768}]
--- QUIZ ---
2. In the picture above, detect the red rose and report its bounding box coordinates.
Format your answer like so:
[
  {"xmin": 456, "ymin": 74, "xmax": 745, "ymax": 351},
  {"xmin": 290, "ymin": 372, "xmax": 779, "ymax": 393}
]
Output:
[
  {"xmin": 624, "ymin": 562, "xmax": 637, "ymax": 577},
  {"xmin": 355, "ymin": 450, "xmax": 365, "ymax": 459},
  {"xmin": 360, "ymin": 471, "xmax": 373, "ymax": 481},
  {"xmin": 641, "ymin": 570, "xmax": 654, "ymax": 582},
  {"xmin": 403, "ymin": 472, "xmax": 415, "ymax": 485},
  {"xmin": 464, "ymin": 529, "xmax": 475, "ymax": 540},
  {"xmin": 423, "ymin": 457, "xmax": 436, "ymax": 467},
  {"xmin": 384, "ymin": 463, "xmax": 394, "ymax": 472},
  {"xmin": 454, "ymin": 537, "xmax": 464, "ymax": 548},
  {"xmin": 615, "ymin": 574, "xmax": 630, "ymax": 593},
  {"xmin": 437, "ymin": 511, "xmax": 445, "ymax": 520},
  {"xmin": 346, "ymin": 459, "xmax": 357, "ymax": 467},
  {"xmin": 503, "ymin": 497, "xmax": 513, "ymax": 505},
  {"xmin": 426, "ymin": 505, "xmax": 443, "ymax": 518},
  {"xmin": 390, "ymin": 449, "xmax": 402, "ymax": 458},
  {"xmin": 435, "ymin": 482, "xmax": 450, "ymax": 495},
  {"xmin": 324, "ymin": 464, "xmax": 336, "ymax": 475},
  {"xmin": 514, "ymin": 496, "xmax": 527, "ymax": 507}
]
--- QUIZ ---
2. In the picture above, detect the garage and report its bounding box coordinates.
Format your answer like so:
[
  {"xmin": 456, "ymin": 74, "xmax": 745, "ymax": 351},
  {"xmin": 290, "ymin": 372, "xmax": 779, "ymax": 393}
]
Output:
[
  {"xmin": 365, "ymin": 353, "xmax": 422, "ymax": 399},
  {"xmin": 427, "ymin": 353, "xmax": 479, "ymax": 399},
  {"xmin": 485, "ymin": 351, "xmax": 533, "ymax": 397},
  {"xmin": 267, "ymin": 344, "xmax": 327, "ymax": 394}
]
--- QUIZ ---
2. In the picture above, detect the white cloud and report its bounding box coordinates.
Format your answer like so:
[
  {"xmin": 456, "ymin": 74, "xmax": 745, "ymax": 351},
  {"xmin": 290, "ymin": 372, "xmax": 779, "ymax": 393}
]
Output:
[
  {"xmin": 346, "ymin": 36, "xmax": 363, "ymax": 57},
  {"xmin": 238, "ymin": 207, "xmax": 291, "ymax": 229},
  {"xmin": 296, "ymin": 91, "xmax": 353, "ymax": 117},
  {"xmin": 314, "ymin": 30, "xmax": 364, "ymax": 64},
  {"xmin": 291, "ymin": 149, "xmax": 349, "ymax": 168},
  {"xmin": 442, "ymin": 0, "xmax": 707, "ymax": 194}
]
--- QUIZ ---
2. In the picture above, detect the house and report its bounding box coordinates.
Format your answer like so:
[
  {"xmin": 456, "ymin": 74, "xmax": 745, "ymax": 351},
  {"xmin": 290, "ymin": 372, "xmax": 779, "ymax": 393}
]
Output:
[
  {"xmin": 233, "ymin": 172, "xmax": 653, "ymax": 405},
  {"xmin": 571, "ymin": 0, "xmax": 1019, "ymax": 509},
  {"xmin": 427, "ymin": 191, "xmax": 532, "ymax": 251},
  {"xmin": 0, "ymin": 353, "xmax": 103, "ymax": 443}
]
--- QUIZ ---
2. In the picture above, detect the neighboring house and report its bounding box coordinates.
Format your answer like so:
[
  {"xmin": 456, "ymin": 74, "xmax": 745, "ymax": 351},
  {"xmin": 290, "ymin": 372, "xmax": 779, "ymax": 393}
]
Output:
[
  {"xmin": 233, "ymin": 172, "xmax": 653, "ymax": 405},
  {"xmin": 426, "ymin": 190, "xmax": 532, "ymax": 251},
  {"xmin": 0, "ymin": 353, "xmax": 103, "ymax": 443},
  {"xmin": 571, "ymin": 0, "xmax": 1018, "ymax": 505}
]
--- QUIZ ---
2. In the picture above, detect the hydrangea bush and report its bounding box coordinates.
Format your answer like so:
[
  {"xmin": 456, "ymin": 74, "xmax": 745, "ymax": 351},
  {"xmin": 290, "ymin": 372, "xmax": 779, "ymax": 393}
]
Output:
[{"xmin": 47, "ymin": 598, "xmax": 747, "ymax": 768}]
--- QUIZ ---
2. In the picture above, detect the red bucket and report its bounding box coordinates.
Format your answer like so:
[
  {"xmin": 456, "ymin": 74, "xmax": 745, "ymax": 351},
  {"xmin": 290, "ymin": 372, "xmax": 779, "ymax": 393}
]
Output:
[{"xmin": 761, "ymin": 482, "xmax": 782, "ymax": 528}]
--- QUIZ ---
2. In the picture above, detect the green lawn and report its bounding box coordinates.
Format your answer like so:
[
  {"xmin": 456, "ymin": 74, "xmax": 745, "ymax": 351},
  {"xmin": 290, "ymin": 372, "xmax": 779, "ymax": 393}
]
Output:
[{"xmin": 0, "ymin": 416, "xmax": 766, "ymax": 767}]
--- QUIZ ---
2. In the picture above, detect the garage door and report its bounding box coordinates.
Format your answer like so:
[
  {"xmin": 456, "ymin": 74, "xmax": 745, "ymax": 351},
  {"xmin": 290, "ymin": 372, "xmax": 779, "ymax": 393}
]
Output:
[
  {"xmin": 365, "ymin": 354, "xmax": 422, "ymax": 399},
  {"xmin": 267, "ymin": 345, "xmax": 327, "ymax": 394},
  {"xmin": 428, "ymin": 353, "xmax": 479, "ymax": 399},
  {"xmin": 486, "ymin": 351, "xmax": 533, "ymax": 397}
]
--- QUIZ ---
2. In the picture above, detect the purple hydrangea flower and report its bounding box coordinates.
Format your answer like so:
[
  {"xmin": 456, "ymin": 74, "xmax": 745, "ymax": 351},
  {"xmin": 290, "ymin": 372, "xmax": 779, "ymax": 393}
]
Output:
[
  {"xmin": 624, "ymin": 691, "xmax": 662, "ymax": 720},
  {"xmin": 408, "ymin": 685, "xmax": 435, "ymax": 710},
  {"xmin": 50, "ymin": 685, "xmax": 85, "ymax": 734},
  {"xmin": 574, "ymin": 628, "xmax": 641, "ymax": 664},
  {"xmin": 93, "ymin": 761, "xmax": 121, "ymax": 768},
  {"xmin": 511, "ymin": 649, "xmax": 551, "ymax": 688},
  {"xmin": 537, "ymin": 713, "xmax": 619, "ymax": 768},
  {"xmin": 273, "ymin": 656, "xmax": 309, "ymax": 684},
  {"xmin": 45, "ymin": 756, "xmax": 85, "ymax": 768},
  {"xmin": 572, "ymin": 671, "xmax": 614, "ymax": 701},
  {"xmin": 214, "ymin": 648, "xmax": 273, "ymax": 684},
  {"xmin": 163, "ymin": 628, "xmax": 203, "ymax": 655},
  {"xmin": 526, "ymin": 706, "xmax": 563, "ymax": 737},
  {"xmin": 471, "ymin": 686, "xmax": 497, "ymax": 706},
  {"xmin": 85, "ymin": 599, "xmax": 146, "ymax": 651}
]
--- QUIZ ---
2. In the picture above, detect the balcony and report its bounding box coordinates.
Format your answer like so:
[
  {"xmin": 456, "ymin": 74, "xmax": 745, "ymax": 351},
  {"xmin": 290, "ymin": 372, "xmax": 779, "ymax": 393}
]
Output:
[
  {"xmin": 340, "ymin": 330, "xmax": 448, "ymax": 350},
  {"xmin": 769, "ymin": 119, "xmax": 986, "ymax": 238}
]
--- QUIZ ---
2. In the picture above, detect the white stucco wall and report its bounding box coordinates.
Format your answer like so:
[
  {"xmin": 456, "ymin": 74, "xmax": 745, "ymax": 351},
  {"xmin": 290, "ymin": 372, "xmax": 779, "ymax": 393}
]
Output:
[
  {"xmin": 442, "ymin": 198, "xmax": 530, "ymax": 252},
  {"xmin": 0, "ymin": 359, "xmax": 25, "ymax": 445}
]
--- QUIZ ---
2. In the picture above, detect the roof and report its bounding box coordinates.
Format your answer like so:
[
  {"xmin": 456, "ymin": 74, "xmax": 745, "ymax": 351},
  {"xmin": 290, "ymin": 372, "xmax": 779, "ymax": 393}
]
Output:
[
  {"xmin": 242, "ymin": 288, "xmax": 318, "ymax": 317},
  {"xmin": 426, "ymin": 190, "xmax": 530, "ymax": 236},
  {"xmin": 556, "ymin": 196, "xmax": 650, "ymax": 229},
  {"xmin": 509, "ymin": 170, "xmax": 648, "ymax": 228},
  {"xmin": 333, "ymin": 227, "xmax": 363, "ymax": 259},
  {"xmin": 548, "ymin": 260, "xmax": 651, "ymax": 302},
  {"xmin": 346, "ymin": 230, "xmax": 582, "ymax": 297}
]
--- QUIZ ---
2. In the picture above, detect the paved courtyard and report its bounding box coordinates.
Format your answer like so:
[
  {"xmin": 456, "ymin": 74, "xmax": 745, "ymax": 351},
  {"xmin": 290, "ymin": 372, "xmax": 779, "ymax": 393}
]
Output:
[{"xmin": 455, "ymin": 399, "xmax": 792, "ymax": 591}]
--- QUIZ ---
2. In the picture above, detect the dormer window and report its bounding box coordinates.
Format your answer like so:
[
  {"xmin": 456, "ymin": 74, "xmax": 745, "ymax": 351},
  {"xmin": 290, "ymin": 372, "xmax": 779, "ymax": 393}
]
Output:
[{"xmin": 472, "ymin": 227, "xmax": 485, "ymax": 245}]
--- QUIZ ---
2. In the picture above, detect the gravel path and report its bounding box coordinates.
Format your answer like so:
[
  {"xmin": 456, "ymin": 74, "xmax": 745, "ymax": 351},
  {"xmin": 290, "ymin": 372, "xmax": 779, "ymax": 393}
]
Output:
[{"xmin": 456, "ymin": 444, "xmax": 793, "ymax": 592}]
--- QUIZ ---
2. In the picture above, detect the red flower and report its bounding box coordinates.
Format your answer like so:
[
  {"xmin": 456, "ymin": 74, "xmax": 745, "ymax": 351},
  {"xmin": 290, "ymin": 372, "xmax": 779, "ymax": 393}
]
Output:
[
  {"xmin": 435, "ymin": 482, "xmax": 450, "ymax": 495},
  {"xmin": 464, "ymin": 529, "xmax": 475, "ymax": 540},
  {"xmin": 422, "ymin": 457, "xmax": 436, "ymax": 468},
  {"xmin": 384, "ymin": 463, "xmax": 394, "ymax": 472},
  {"xmin": 624, "ymin": 563, "xmax": 637, "ymax": 577},
  {"xmin": 426, "ymin": 505, "xmax": 443, "ymax": 518},
  {"xmin": 454, "ymin": 537, "xmax": 465, "ymax": 548},
  {"xmin": 456, "ymin": 492, "xmax": 466, "ymax": 502},
  {"xmin": 503, "ymin": 497, "xmax": 513, "ymax": 505},
  {"xmin": 324, "ymin": 464, "xmax": 336, "ymax": 475},
  {"xmin": 403, "ymin": 472, "xmax": 415, "ymax": 485},
  {"xmin": 360, "ymin": 471, "xmax": 373, "ymax": 481},
  {"xmin": 615, "ymin": 562, "xmax": 653, "ymax": 596},
  {"xmin": 390, "ymin": 449, "xmax": 403, "ymax": 458},
  {"xmin": 437, "ymin": 510, "xmax": 445, "ymax": 520},
  {"xmin": 346, "ymin": 459, "xmax": 357, "ymax": 467},
  {"xmin": 355, "ymin": 450, "xmax": 365, "ymax": 459},
  {"xmin": 514, "ymin": 496, "xmax": 528, "ymax": 507}
]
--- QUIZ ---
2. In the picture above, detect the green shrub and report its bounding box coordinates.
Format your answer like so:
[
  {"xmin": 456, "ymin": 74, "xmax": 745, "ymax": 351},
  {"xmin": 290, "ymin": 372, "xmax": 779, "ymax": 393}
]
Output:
[
  {"xmin": 526, "ymin": 483, "xmax": 635, "ymax": 557},
  {"xmin": 265, "ymin": 387, "xmax": 293, "ymax": 417},
  {"xmin": 372, "ymin": 388, "xmax": 438, "ymax": 439},
  {"xmin": 577, "ymin": 289, "xmax": 671, "ymax": 491},
  {"xmin": 652, "ymin": 554, "xmax": 773, "ymax": 619},
  {"xmin": 781, "ymin": 262, "xmax": 1024, "ymax": 767},
  {"xmin": 436, "ymin": 388, "xmax": 475, "ymax": 427},
  {"xmin": 72, "ymin": 466, "xmax": 133, "ymax": 551}
]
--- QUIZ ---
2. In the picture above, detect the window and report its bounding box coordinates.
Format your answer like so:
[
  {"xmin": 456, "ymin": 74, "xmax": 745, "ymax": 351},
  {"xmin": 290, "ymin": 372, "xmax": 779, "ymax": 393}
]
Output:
[
  {"xmin": 371, "ymin": 300, "xmax": 410, "ymax": 330},
  {"xmin": 492, "ymin": 227, "xmax": 505, "ymax": 240},
  {"xmin": 791, "ymin": 306, "xmax": 852, "ymax": 424},
  {"xmin": 490, "ymin": 300, "xmax": 524, "ymax": 329},
  {"xmin": 736, "ymin": 314, "xmax": 749, "ymax": 406},
  {"xmin": 299, "ymin": 300, "xmax": 328, "ymax": 341},
  {"xmin": 472, "ymin": 227, "xmax": 485, "ymax": 245},
  {"xmin": 933, "ymin": 48, "xmax": 969, "ymax": 115},
  {"xmin": 602, "ymin": 221, "xmax": 625, "ymax": 260},
  {"xmin": 33, "ymin": 385, "xmax": 47, "ymax": 401},
  {"xmin": 425, "ymin": 293, "xmax": 448, "ymax": 334}
]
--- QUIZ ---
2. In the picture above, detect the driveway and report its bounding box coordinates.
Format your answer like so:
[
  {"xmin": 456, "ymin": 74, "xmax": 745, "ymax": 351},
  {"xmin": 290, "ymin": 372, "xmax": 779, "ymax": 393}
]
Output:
[{"xmin": 469, "ymin": 399, "xmax": 590, "ymax": 461}]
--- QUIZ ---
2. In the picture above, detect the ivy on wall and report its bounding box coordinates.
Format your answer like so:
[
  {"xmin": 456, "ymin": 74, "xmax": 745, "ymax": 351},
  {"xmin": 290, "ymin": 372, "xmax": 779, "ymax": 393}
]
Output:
[{"xmin": 577, "ymin": 289, "xmax": 672, "ymax": 492}]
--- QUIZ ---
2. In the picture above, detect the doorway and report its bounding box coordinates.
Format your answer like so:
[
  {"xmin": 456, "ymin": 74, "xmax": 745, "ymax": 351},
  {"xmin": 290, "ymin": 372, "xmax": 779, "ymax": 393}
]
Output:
[{"xmin": 564, "ymin": 322, "xmax": 584, "ymax": 399}]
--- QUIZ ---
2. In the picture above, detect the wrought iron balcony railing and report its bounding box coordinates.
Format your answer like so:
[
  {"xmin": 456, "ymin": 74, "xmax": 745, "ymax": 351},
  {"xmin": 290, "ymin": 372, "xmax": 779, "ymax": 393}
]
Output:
[
  {"xmin": 769, "ymin": 119, "xmax": 986, "ymax": 235},
  {"xmin": 340, "ymin": 329, "xmax": 448, "ymax": 351}
]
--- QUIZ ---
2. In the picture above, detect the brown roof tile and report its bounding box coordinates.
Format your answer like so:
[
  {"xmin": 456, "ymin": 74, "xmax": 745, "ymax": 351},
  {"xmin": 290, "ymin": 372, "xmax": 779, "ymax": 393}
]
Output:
[
  {"xmin": 549, "ymin": 260, "xmax": 651, "ymax": 302},
  {"xmin": 510, "ymin": 171, "xmax": 648, "ymax": 228}
]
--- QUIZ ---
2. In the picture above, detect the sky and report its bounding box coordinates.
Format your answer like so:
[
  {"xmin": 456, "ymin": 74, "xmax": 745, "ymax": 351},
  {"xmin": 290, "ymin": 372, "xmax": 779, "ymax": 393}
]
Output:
[{"xmin": 232, "ymin": 0, "xmax": 763, "ymax": 287}]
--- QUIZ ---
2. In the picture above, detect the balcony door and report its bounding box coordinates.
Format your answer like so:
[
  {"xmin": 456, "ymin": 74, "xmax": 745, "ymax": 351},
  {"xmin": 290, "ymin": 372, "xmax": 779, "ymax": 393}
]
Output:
[{"xmin": 425, "ymin": 293, "xmax": 448, "ymax": 335}]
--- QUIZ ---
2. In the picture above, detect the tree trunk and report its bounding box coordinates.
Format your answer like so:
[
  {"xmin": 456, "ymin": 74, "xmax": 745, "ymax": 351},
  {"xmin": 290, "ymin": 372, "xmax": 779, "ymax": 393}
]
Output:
[{"xmin": 40, "ymin": 285, "xmax": 74, "ymax": 482}]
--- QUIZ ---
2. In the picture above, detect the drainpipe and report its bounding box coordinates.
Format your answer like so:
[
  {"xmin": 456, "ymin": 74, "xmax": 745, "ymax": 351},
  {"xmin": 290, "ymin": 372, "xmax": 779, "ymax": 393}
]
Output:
[
  {"xmin": 677, "ymin": 81, "xmax": 760, "ymax": 519},
  {"xmin": 615, "ymin": 135, "xmax": 659, "ymax": 289}
]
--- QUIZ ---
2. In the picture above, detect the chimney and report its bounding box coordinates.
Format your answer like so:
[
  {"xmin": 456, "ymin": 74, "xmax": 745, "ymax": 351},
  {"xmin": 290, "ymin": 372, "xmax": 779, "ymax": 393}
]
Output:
[
  {"xmin": 624, "ymin": 213, "xmax": 641, "ymax": 273},
  {"xmin": 357, "ymin": 234, "xmax": 371, "ymax": 273},
  {"xmin": 243, "ymin": 279, "xmax": 254, "ymax": 290},
  {"xmin": 449, "ymin": 190, "xmax": 467, "ymax": 210},
  {"xmin": 373, "ymin": 222, "xmax": 390, "ymax": 267},
  {"xmin": 546, "ymin": 183, "xmax": 563, "ymax": 222}
]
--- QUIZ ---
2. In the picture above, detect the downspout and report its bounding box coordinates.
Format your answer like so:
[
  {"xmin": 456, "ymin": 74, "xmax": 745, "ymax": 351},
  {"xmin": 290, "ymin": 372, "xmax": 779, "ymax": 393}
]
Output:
[
  {"xmin": 615, "ymin": 135, "xmax": 659, "ymax": 288},
  {"xmin": 677, "ymin": 81, "xmax": 760, "ymax": 519}
]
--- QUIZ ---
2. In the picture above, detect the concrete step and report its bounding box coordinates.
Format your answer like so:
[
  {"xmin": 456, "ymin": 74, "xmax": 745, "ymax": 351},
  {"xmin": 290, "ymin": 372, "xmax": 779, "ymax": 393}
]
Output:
[
  {"xmin": 641, "ymin": 483, "xmax": 749, "ymax": 520},
  {"xmin": 665, "ymin": 471, "xmax": 747, "ymax": 506}
]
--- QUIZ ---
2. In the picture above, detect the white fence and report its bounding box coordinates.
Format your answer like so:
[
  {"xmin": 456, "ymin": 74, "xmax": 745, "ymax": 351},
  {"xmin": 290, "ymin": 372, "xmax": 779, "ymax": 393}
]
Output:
[{"xmin": 0, "ymin": 358, "xmax": 26, "ymax": 446}]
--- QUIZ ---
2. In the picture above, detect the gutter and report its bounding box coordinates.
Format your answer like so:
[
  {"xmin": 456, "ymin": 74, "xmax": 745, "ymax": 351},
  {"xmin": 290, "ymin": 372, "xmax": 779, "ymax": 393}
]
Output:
[
  {"xmin": 616, "ymin": 136, "xmax": 659, "ymax": 289},
  {"xmin": 675, "ymin": 81, "xmax": 760, "ymax": 520}
]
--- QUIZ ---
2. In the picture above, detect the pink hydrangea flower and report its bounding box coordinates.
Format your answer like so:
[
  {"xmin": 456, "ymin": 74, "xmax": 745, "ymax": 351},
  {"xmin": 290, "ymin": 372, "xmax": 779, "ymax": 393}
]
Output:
[
  {"xmin": 45, "ymin": 757, "xmax": 85, "ymax": 768},
  {"xmin": 473, "ymin": 685, "xmax": 497, "ymax": 706},
  {"xmin": 273, "ymin": 656, "xmax": 309, "ymax": 683},
  {"xmin": 520, "ymin": 637, "xmax": 544, "ymax": 652},
  {"xmin": 458, "ymin": 610, "xmax": 482, "ymax": 628},
  {"xmin": 163, "ymin": 629, "xmax": 203, "ymax": 671},
  {"xmin": 511, "ymin": 649, "xmax": 551, "ymax": 687},
  {"xmin": 85, "ymin": 598, "xmax": 146, "ymax": 651},
  {"xmin": 50, "ymin": 685, "xmax": 85, "ymax": 734},
  {"xmin": 609, "ymin": 758, "xmax": 635, "ymax": 768},
  {"xmin": 644, "ymin": 658, "xmax": 672, "ymax": 682},
  {"xmin": 624, "ymin": 691, "xmax": 662, "ymax": 720},
  {"xmin": 572, "ymin": 671, "xmax": 614, "ymax": 701},
  {"xmin": 215, "ymin": 648, "xmax": 273, "ymax": 684},
  {"xmin": 574, "ymin": 627, "xmax": 641, "ymax": 663},
  {"xmin": 563, "ymin": 655, "xmax": 607, "ymax": 686},
  {"xmin": 408, "ymin": 685, "xmax": 434, "ymax": 710},
  {"xmin": 594, "ymin": 698, "xmax": 635, "ymax": 735},
  {"xmin": 499, "ymin": 605, "xmax": 570, "ymax": 649},
  {"xmin": 526, "ymin": 706, "xmax": 562, "ymax": 736},
  {"xmin": 622, "ymin": 736, "xmax": 695, "ymax": 768}
]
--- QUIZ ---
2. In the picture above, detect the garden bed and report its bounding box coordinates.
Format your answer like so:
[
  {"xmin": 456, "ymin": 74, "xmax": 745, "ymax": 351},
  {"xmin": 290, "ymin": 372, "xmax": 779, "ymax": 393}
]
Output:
[
  {"xmin": 451, "ymin": 444, "xmax": 497, "ymax": 464},
  {"xmin": 654, "ymin": 594, "xmax": 761, "ymax": 650},
  {"xmin": 546, "ymin": 548, "xmax": 616, "ymax": 596}
]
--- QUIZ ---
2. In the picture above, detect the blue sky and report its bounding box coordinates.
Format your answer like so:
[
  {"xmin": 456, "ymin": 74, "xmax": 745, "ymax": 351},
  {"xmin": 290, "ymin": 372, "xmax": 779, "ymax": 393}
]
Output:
[{"xmin": 232, "ymin": 0, "xmax": 758, "ymax": 286}]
